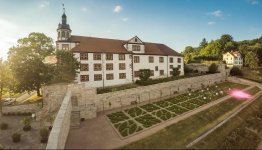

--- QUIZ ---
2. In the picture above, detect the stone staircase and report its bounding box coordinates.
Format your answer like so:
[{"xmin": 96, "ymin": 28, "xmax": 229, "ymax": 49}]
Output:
[{"xmin": 71, "ymin": 109, "xmax": 80, "ymax": 128}]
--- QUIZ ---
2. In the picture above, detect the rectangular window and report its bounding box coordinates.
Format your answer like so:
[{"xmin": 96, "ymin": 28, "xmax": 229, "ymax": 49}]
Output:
[
  {"xmin": 119, "ymin": 63, "xmax": 126, "ymax": 70},
  {"xmin": 106, "ymin": 63, "xmax": 113, "ymax": 70},
  {"xmin": 150, "ymin": 70, "xmax": 154, "ymax": 76},
  {"xmin": 155, "ymin": 66, "xmax": 158, "ymax": 71},
  {"xmin": 80, "ymin": 53, "xmax": 88, "ymax": 60},
  {"xmin": 159, "ymin": 57, "xmax": 164, "ymax": 63},
  {"xmin": 132, "ymin": 45, "xmax": 141, "ymax": 51},
  {"xmin": 169, "ymin": 57, "xmax": 173, "ymax": 63},
  {"xmin": 134, "ymin": 71, "xmax": 140, "ymax": 77},
  {"xmin": 80, "ymin": 75, "xmax": 89, "ymax": 82},
  {"xmin": 119, "ymin": 54, "xmax": 125, "ymax": 60},
  {"xmin": 177, "ymin": 58, "xmax": 181, "ymax": 63},
  {"xmin": 149, "ymin": 56, "xmax": 154, "ymax": 63},
  {"xmin": 170, "ymin": 71, "xmax": 173, "ymax": 75},
  {"xmin": 94, "ymin": 74, "xmax": 102, "ymax": 81},
  {"xmin": 106, "ymin": 74, "xmax": 114, "ymax": 80},
  {"xmin": 134, "ymin": 56, "xmax": 140, "ymax": 63},
  {"xmin": 106, "ymin": 54, "xmax": 113, "ymax": 60},
  {"xmin": 62, "ymin": 44, "xmax": 69, "ymax": 50},
  {"xmin": 178, "ymin": 65, "xmax": 181, "ymax": 69},
  {"xmin": 93, "ymin": 53, "xmax": 101, "ymax": 60},
  {"xmin": 160, "ymin": 70, "xmax": 164, "ymax": 76},
  {"xmin": 170, "ymin": 65, "xmax": 173, "ymax": 69},
  {"xmin": 94, "ymin": 64, "xmax": 102, "ymax": 71},
  {"xmin": 119, "ymin": 73, "xmax": 126, "ymax": 79},
  {"xmin": 80, "ymin": 64, "xmax": 88, "ymax": 71}
]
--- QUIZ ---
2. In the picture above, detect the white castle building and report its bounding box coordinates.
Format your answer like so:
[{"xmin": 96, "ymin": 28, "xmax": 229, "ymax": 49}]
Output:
[{"xmin": 56, "ymin": 10, "xmax": 184, "ymax": 88}]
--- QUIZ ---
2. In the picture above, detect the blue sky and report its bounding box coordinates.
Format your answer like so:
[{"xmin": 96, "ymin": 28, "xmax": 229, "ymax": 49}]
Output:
[{"xmin": 0, "ymin": 0, "xmax": 262, "ymax": 60}]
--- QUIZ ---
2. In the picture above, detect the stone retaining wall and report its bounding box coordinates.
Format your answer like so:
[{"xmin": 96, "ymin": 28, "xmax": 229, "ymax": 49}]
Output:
[
  {"xmin": 90, "ymin": 73, "xmax": 226, "ymax": 114},
  {"xmin": 46, "ymin": 91, "xmax": 72, "ymax": 149},
  {"xmin": 2, "ymin": 102, "xmax": 42, "ymax": 114},
  {"xmin": 40, "ymin": 72, "xmax": 227, "ymax": 122}
]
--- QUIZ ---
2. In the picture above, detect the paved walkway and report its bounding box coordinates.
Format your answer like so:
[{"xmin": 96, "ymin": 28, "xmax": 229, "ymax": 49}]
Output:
[{"xmin": 65, "ymin": 86, "xmax": 254, "ymax": 149}]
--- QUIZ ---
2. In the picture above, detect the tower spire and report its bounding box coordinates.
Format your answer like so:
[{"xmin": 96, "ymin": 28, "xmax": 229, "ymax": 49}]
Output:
[{"xmin": 62, "ymin": 3, "xmax": 65, "ymax": 14}]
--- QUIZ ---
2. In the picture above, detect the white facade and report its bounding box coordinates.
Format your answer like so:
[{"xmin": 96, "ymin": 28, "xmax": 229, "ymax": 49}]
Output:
[
  {"xmin": 223, "ymin": 51, "xmax": 243, "ymax": 68},
  {"xmin": 56, "ymin": 12, "xmax": 184, "ymax": 88},
  {"xmin": 133, "ymin": 55, "xmax": 184, "ymax": 80},
  {"xmin": 74, "ymin": 53, "xmax": 133, "ymax": 87}
]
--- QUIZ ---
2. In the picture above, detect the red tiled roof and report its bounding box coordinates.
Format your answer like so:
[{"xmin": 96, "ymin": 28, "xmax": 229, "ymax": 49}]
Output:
[{"xmin": 68, "ymin": 35, "xmax": 182, "ymax": 56}]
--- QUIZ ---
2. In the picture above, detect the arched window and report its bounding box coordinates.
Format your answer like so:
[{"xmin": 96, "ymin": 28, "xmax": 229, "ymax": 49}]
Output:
[
  {"xmin": 62, "ymin": 31, "xmax": 65, "ymax": 38},
  {"xmin": 66, "ymin": 31, "xmax": 69, "ymax": 38},
  {"xmin": 58, "ymin": 32, "xmax": 60, "ymax": 38}
]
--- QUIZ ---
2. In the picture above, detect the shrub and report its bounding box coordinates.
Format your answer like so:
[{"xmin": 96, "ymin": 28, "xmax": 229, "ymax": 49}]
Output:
[
  {"xmin": 39, "ymin": 128, "xmax": 49, "ymax": 143},
  {"xmin": 230, "ymin": 66, "xmax": 243, "ymax": 76},
  {"xmin": 184, "ymin": 65, "xmax": 193, "ymax": 74},
  {"xmin": 208, "ymin": 63, "xmax": 218, "ymax": 74},
  {"xmin": 12, "ymin": 133, "xmax": 21, "ymax": 143},
  {"xmin": 138, "ymin": 69, "xmax": 151, "ymax": 81},
  {"xmin": 0, "ymin": 123, "xmax": 8, "ymax": 130},
  {"xmin": 21, "ymin": 117, "xmax": 31, "ymax": 131},
  {"xmin": 172, "ymin": 67, "xmax": 180, "ymax": 77}
]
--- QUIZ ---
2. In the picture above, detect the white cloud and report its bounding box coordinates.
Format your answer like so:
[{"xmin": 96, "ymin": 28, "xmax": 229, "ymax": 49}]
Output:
[
  {"xmin": 208, "ymin": 10, "xmax": 223, "ymax": 18},
  {"xmin": 208, "ymin": 21, "xmax": 215, "ymax": 25},
  {"xmin": 247, "ymin": 0, "xmax": 259, "ymax": 5},
  {"xmin": 39, "ymin": 1, "xmax": 50, "ymax": 8},
  {"xmin": 81, "ymin": 7, "xmax": 87, "ymax": 12},
  {"xmin": 122, "ymin": 17, "xmax": 129, "ymax": 22},
  {"xmin": 113, "ymin": 5, "xmax": 122, "ymax": 13}
]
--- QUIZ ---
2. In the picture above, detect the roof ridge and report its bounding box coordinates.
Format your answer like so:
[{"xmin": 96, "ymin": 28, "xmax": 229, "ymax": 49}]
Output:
[{"xmin": 71, "ymin": 35, "xmax": 125, "ymax": 42}]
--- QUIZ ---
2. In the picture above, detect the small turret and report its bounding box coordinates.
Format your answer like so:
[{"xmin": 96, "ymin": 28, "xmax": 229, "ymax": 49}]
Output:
[{"xmin": 57, "ymin": 4, "xmax": 71, "ymax": 41}]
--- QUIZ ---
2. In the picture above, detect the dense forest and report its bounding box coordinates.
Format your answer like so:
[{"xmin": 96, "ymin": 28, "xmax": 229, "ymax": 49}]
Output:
[{"xmin": 182, "ymin": 34, "xmax": 262, "ymax": 69}]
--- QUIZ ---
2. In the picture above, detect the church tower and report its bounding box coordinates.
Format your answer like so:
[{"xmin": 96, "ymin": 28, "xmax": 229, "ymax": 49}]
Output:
[{"xmin": 57, "ymin": 5, "xmax": 71, "ymax": 41}]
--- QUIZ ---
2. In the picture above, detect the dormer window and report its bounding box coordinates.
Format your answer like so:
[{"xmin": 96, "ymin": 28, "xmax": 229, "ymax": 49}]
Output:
[{"xmin": 132, "ymin": 45, "xmax": 140, "ymax": 51}]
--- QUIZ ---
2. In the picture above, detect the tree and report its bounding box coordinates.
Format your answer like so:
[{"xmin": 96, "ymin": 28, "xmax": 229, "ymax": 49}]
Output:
[
  {"xmin": 224, "ymin": 41, "xmax": 237, "ymax": 52},
  {"xmin": 182, "ymin": 46, "xmax": 199, "ymax": 63},
  {"xmin": 199, "ymin": 38, "xmax": 208, "ymax": 50},
  {"xmin": 51, "ymin": 50, "xmax": 80, "ymax": 83},
  {"xmin": 172, "ymin": 68, "xmax": 180, "ymax": 77},
  {"xmin": 208, "ymin": 63, "xmax": 218, "ymax": 74},
  {"xmin": 0, "ymin": 59, "xmax": 12, "ymax": 114},
  {"xmin": 245, "ymin": 51, "xmax": 259, "ymax": 69},
  {"xmin": 200, "ymin": 40, "xmax": 222, "ymax": 59},
  {"xmin": 8, "ymin": 33, "xmax": 54, "ymax": 96},
  {"xmin": 220, "ymin": 34, "xmax": 233, "ymax": 46},
  {"xmin": 138, "ymin": 69, "xmax": 151, "ymax": 81}
]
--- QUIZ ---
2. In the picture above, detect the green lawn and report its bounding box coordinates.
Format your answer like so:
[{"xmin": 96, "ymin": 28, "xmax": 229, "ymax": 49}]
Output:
[
  {"xmin": 121, "ymin": 86, "xmax": 260, "ymax": 149},
  {"xmin": 106, "ymin": 81, "xmax": 251, "ymax": 139}
]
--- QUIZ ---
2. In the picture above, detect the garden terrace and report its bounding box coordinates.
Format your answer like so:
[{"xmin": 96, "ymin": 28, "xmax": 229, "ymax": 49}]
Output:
[
  {"xmin": 191, "ymin": 89, "xmax": 262, "ymax": 149},
  {"xmin": 122, "ymin": 86, "xmax": 261, "ymax": 149},
  {"xmin": 106, "ymin": 81, "xmax": 252, "ymax": 138}
]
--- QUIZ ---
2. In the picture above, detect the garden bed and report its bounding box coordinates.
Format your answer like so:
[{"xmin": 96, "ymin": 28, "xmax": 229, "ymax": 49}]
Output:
[{"xmin": 106, "ymin": 81, "xmax": 253, "ymax": 138}]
